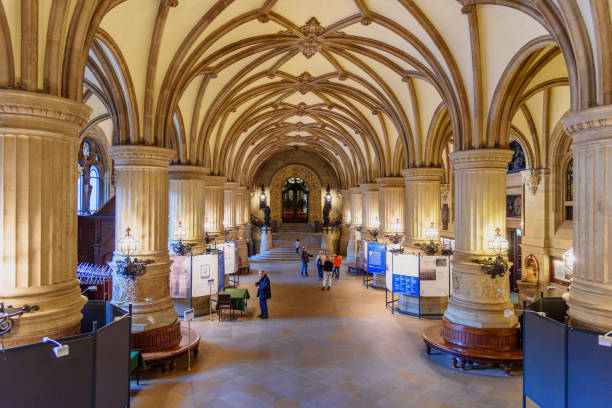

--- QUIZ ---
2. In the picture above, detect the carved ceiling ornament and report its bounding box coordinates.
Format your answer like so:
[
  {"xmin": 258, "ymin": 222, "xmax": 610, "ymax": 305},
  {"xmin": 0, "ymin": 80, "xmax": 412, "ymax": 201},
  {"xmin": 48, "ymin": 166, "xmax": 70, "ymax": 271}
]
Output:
[
  {"xmin": 298, "ymin": 17, "xmax": 325, "ymax": 58},
  {"xmin": 296, "ymin": 72, "xmax": 314, "ymax": 94},
  {"xmin": 270, "ymin": 165, "xmax": 322, "ymax": 225}
]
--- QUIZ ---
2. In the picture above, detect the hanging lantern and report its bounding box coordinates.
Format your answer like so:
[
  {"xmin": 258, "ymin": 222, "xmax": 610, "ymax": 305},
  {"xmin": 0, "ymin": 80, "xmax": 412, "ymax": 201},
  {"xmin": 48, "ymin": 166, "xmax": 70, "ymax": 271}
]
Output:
[
  {"xmin": 425, "ymin": 222, "xmax": 439, "ymax": 241},
  {"xmin": 488, "ymin": 227, "xmax": 508, "ymax": 254}
]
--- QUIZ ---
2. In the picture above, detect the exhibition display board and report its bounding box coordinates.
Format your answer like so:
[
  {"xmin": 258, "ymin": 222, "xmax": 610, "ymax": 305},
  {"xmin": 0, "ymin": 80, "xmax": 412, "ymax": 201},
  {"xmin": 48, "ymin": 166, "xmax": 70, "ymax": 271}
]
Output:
[
  {"xmin": 218, "ymin": 250, "xmax": 225, "ymax": 292},
  {"xmin": 170, "ymin": 253, "xmax": 221, "ymax": 298},
  {"xmin": 367, "ymin": 242, "xmax": 386, "ymax": 275},
  {"xmin": 220, "ymin": 242, "xmax": 239, "ymax": 275},
  {"xmin": 419, "ymin": 256, "xmax": 450, "ymax": 297}
]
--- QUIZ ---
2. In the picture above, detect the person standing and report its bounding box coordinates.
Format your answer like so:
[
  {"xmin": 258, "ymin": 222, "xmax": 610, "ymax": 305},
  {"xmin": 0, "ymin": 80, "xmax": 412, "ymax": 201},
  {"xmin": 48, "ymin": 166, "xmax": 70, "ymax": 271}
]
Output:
[
  {"xmin": 333, "ymin": 253, "xmax": 342, "ymax": 279},
  {"xmin": 316, "ymin": 250, "xmax": 324, "ymax": 281},
  {"xmin": 295, "ymin": 238, "xmax": 300, "ymax": 254},
  {"xmin": 322, "ymin": 256, "xmax": 334, "ymax": 290},
  {"xmin": 300, "ymin": 247, "xmax": 310, "ymax": 277},
  {"xmin": 255, "ymin": 270, "xmax": 271, "ymax": 319}
]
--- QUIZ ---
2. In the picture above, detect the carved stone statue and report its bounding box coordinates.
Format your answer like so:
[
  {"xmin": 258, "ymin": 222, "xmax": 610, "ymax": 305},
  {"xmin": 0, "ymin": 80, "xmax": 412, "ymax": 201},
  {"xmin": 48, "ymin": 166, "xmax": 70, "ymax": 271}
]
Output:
[{"xmin": 263, "ymin": 205, "xmax": 271, "ymax": 227}]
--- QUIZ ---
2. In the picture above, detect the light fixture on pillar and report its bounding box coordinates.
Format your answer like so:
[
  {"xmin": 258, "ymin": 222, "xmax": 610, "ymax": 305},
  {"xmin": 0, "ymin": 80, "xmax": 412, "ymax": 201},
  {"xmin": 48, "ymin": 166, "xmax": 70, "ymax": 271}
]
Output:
[
  {"xmin": 170, "ymin": 221, "xmax": 194, "ymax": 256},
  {"xmin": 259, "ymin": 184, "xmax": 267, "ymax": 209},
  {"xmin": 416, "ymin": 222, "xmax": 444, "ymax": 255},
  {"xmin": 223, "ymin": 221, "xmax": 233, "ymax": 242},
  {"xmin": 203, "ymin": 217, "xmax": 217, "ymax": 251},
  {"xmin": 0, "ymin": 303, "xmax": 39, "ymax": 337},
  {"xmin": 425, "ymin": 222, "xmax": 439, "ymax": 241},
  {"xmin": 385, "ymin": 218, "xmax": 403, "ymax": 245},
  {"xmin": 472, "ymin": 227, "xmax": 509, "ymax": 279},
  {"xmin": 368, "ymin": 217, "xmax": 380, "ymax": 242},
  {"xmin": 115, "ymin": 227, "xmax": 152, "ymax": 278}
]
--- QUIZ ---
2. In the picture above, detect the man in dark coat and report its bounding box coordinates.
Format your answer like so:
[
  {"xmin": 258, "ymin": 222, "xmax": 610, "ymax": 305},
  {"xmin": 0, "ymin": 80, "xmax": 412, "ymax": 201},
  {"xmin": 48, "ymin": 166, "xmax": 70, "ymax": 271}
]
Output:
[{"xmin": 255, "ymin": 270, "xmax": 271, "ymax": 319}]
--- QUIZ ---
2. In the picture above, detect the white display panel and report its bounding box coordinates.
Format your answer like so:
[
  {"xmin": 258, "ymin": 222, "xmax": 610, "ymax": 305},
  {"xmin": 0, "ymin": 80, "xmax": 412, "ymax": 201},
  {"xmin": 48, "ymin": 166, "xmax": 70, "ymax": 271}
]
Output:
[
  {"xmin": 192, "ymin": 254, "xmax": 219, "ymax": 297},
  {"xmin": 419, "ymin": 256, "xmax": 450, "ymax": 297},
  {"xmin": 220, "ymin": 242, "xmax": 239, "ymax": 275}
]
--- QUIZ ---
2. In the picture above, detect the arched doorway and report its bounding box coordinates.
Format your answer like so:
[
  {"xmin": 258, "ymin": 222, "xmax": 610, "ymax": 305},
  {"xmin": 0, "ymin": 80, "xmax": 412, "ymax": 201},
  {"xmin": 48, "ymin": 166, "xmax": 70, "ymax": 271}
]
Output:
[{"xmin": 282, "ymin": 178, "xmax": 309, "ymax": 223}]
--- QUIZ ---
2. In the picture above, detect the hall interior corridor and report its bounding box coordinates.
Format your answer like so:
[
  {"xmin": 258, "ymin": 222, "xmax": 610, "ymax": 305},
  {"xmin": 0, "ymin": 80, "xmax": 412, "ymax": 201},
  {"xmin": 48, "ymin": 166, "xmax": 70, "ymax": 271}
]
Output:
[{"xmin": 130, "ymin": 260, "xmax": 524, "ymax": 408}]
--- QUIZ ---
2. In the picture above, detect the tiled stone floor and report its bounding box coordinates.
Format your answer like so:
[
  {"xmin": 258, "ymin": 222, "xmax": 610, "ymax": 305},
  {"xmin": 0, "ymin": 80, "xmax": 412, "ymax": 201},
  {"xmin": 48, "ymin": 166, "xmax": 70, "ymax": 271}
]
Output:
[{"xmin": 131, "ymin": 262, "xmax": 528, "ymax": 408}]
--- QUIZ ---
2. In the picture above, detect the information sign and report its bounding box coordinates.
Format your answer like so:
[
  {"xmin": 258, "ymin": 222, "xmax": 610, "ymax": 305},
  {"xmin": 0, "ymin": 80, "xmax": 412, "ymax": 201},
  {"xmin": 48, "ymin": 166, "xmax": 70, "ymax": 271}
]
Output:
[
  {"xmin": 419, "ymin": 256, "xmax": 450, "ymax": 297},
  {"xmin": 367, "ymin": 242, "xmax": 386, "ymax": 275},
  {"xmin": 391, "ymin": 254, "xmax": 419, "ymax": 296},
  {"xmin": 218, "ymin": 250, "xmax": 225, "ymax": 292},
  {"xmin": 183, "ymin": 308, "xmax": 194, "ymax": 321}
]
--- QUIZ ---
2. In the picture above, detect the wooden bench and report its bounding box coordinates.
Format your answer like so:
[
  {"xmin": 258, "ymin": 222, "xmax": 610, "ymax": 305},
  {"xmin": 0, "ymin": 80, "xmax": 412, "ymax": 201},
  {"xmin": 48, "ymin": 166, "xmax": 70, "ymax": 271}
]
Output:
[{"xmin": 347, "ymin": 263, "xmax": 364, "ymax": 275}]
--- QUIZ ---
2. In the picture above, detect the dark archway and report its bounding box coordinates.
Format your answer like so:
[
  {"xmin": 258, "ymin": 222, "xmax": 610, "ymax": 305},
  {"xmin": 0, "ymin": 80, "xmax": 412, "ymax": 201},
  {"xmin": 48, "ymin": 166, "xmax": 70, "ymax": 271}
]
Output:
[{"xmin": 282, "ymin": 178, "xmax": 309, "ymax": 223}]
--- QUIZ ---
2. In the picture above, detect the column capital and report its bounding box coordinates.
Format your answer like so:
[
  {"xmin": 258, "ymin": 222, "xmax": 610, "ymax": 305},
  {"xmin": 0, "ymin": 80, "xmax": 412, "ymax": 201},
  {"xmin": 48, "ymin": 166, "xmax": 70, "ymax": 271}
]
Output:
[
  {"xmin": 224, "ymin": 181, "xmax": 240, "ymax": 190},
  {"xmin": 563, "ymin": 105, "xmax": 612, "ymax": 146},
  {"xmin": 449, "ymin": 149, "xmax": 513, "ymax": 171},
  {"xmin": 204, "ymin": 175, "xmax": 227, "ymax": 187},
  {"xmin": 169, "ymin": 164, "xmax": 209, "ymax": 180},
  {"xmin": 401, "ymin": 167, "xmax": 444, "ymax": 182},
  {"xmin": 376, "ymin": 177, "xmax": 405, "ymax": 188},
  {"xmin": 110, "ymin": 145, "xmax": 175, "ymax": 167},
  {"xmin": 349, "ymin": 186, "xmax": 361, "ymax": 194},
  {"xmin": 0, "ymin": 89, "xmax": 92, "ymax": 131},
  {"xmin": 359, "ymin": 182, "xmax": 379, "ymax": 192}
]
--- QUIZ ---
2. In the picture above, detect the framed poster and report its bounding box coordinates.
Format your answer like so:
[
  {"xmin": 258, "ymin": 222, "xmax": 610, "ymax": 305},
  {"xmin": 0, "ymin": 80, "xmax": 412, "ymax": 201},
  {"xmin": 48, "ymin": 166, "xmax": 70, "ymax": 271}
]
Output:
[{"xmin": 550, "ymin": 256, "xmax": 571, "ymax": 286}]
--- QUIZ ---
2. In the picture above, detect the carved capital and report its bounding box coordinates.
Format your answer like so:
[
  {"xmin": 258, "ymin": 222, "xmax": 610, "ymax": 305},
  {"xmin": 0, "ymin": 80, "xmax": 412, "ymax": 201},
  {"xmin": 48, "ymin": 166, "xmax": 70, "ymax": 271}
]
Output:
[
  {"xmin": 521, "ymin": 169, "xmax": 541, "ymax": 195},
  {"xmin": 461, "ymin": 5, "xmax": 475, "ymax": 14}
]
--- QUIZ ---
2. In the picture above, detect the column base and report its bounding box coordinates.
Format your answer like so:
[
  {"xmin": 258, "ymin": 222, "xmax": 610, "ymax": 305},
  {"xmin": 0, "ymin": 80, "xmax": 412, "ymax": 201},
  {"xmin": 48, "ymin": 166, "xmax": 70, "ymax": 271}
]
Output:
[
  {"xmin": 0, "ymin": 280, "xmax": 86, "ymax": 348},
  {"xmin": 131, "ymin": 319, "xmax": 182, "ymax": 352},
  {"xmin": 440, "ymin": 317, "xmax": 521, "ymax": 351},
  {"xmin": 563, "ymin": 278, "xmax": 612, "ymax": 333}
]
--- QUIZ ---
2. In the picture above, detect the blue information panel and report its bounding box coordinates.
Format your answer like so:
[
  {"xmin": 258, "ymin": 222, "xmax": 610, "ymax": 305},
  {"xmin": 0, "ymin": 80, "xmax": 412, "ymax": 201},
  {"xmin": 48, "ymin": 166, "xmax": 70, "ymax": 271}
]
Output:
[
  {"xmin": 393, "ymin": 275, "xmax": 419, "ymax": 296},
  {"xmin": 217, "ymin": 250, "xmax": 225, "ymax": 292},
  {"xmin": 367, "ymin": 242, "xmax": 386, "ymax": 275}
]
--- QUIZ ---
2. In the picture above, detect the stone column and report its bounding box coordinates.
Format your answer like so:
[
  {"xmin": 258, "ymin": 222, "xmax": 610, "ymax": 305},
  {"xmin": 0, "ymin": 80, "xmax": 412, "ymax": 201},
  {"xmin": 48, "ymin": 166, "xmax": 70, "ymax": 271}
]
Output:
[
  {"xmin": 168, "ymin": 165, "xmax": 208, "ymax": 252},
  {"xmin": 562, "ymin": 108, "xmax": 612, "ymax": 331},
  {"xmin": 223, "ymin": 182, "xmax": 238, "ymax": 239},
  {"xmin": 339, "ymin": 189, "xmax": 351, "ymax": 256},
  {"xmin": 377, "ymin": 177, "xmax": 405, "ymax": 240},
  {"xmin": 346, "ymin": 186, "xmax": 362, "ymax": 263},
  {"xmin": 111, "ymin": 146, "xmax": 178, "ymax": 334},
  {"xmin": 361, "ymin": 183, "xmax": 379, "ymax": 238},
  {"xmin": 402, "ymin": 168, "xmax": 444, "ymax": 246},
  {"xmin": 203, "ymin": 175, "xmax": 225, "ymax": 240},
  {"xmin": 443, "ymin": 149, "xmax": 518, "ymax": 329},
  {"xmin": 0, "ymin": 90, "xmax": 90, "ymax": 347},
  {"xmin": 235, "ymin": 186, "xmax": 249, "ymax": 268}
]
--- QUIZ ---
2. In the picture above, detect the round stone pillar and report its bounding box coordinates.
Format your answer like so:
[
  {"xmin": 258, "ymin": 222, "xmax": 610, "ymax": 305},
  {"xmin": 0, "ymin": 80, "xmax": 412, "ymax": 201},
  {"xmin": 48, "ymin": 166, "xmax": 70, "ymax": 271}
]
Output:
[
  {"xmin": 110, "ymin": 146, "xmax": 179, "ymax": 343},
  {"xmin": 443, "ymin": 149, "xmax": 518, "ymax": 330},
  {"xmin": 0, "ymin": 90, "xmax": 90, "ymax": 347},
  {"xmin": 346, "ymin": 186, "xmax": 362, "ymax": 263},
  {"xmin": 376, "ymin": 177, "xmax": 405, "ymax": 239},
  {"xmin": 339, "ymin": 189, "xmax": 351, "ymax": 256},
  {"xmin": 224, "ymin": 182, "xmax": 239, "ymax": 239},
  {"xmin": 260, "ymin": 227, "xmax": 273, "ymax": 253},
  {"xmin": 204, "ymin": 176, "xmax": 225, "ymax": 239},
  {"xmin": 562, "ymin": 107, "xmax": 612, "ymax": 331},
  {"xmin": 401, "ymin": 168, "xmax": 444, "ymax": 246},
  {"xmin": 361, "ymin": 183, "xmax": 379, "ymax": 242},
  {"xmin": 168, "ymin": 165, "xmax": 208, "ymax": 252},
  {"xmin": 321, "ymin": 229, "xmax": 334, "ymax": 253}
]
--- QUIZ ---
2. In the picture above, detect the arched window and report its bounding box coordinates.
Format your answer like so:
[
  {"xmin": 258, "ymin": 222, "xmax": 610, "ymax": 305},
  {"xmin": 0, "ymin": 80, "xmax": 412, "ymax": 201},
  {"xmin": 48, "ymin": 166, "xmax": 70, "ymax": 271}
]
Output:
[
  {"xmin": 78, "ymin": 138, "xmax": 106, "ymax": 215},
  {"xmin": 565, "ymin": 160, "xmax": 573, "ymax": 220}
]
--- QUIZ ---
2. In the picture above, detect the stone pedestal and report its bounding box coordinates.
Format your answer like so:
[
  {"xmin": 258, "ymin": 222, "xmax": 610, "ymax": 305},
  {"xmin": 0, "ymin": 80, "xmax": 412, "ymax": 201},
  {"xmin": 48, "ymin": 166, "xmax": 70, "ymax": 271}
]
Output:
[
  {"xmin": 0, "ymin": 90, "xmax": 91, "ymax": 347},
  {"xmin": 260, "ymin": 228, "xmax": 273, "ymax": 253},
  {"xmin": 562, "ymin": 108, "xmax": 612, "ymax": 331},
  {"xmin": 321, "ymin": 230, "xmax": 334, "ymax": 253},
  {"xmin": 110, "ymin": 146, "xmax": 179, "ymax": 348},
  {"xmin": 204, "ymin": 175, "xmax": 225, "ymax": 240},
  {"xmin": 443, "ymin": 150, "xmax": 518, "ymax": 332},
  {"xmin": 401, "ymin": 168, "xmax": 444, "ymax": 246},
  {"xmin": 168, "ymin": 165, "xmax": 208, "ymax": 253},
  {"xmin": 377, "ymin": 177, "xmax": 405, "ymax": 238}
]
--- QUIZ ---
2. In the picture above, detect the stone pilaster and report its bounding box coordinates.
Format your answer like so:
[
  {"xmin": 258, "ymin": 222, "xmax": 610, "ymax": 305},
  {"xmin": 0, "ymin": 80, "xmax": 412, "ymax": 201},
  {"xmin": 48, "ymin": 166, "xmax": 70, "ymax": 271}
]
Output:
[
  {"xmin": 401, "ymin": 168, "xmax": 444, "ymax": 246},
  {"xmin": 443, "ymin": 150, "xmax": 518, "ymax": 329},
  {"xmin": 339, "ymin": 189, "xmax": 351, "ymax": 255},
  {"xmin": 0, "ymin": 90, "xmax": 91, "ymax": 347},
  {"xmin": 360, "ymin": 183, "xmax": 379, "ymax": 232},
  {"xmin": 168, "ymin": 165, "xmax": 208, "ymax": 252},
  {"xmin": 562, "ymin": 107, "xmax": 612, "ymax": 331},
  {"xmin": 224, "ymin": 182, "xmax": 239, "ymax": 239},
  {"xmin": 376, "ymin": 177, "xmax": 405, "ymax": 238},
  {"xmin": 347, "ymin": 186, "xmax": 362, "ymax": 263},
  {"xmin": 204, "ymin": 175, "xmax": 225, "ymax": 238},
  {"xmin": 110, "ymin": 145, "xmax": 178, "ymax": 331}
]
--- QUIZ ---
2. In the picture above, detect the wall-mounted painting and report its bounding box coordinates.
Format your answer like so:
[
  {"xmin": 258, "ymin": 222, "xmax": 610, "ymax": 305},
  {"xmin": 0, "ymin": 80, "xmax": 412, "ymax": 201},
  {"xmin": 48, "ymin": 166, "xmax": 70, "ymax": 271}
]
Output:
[{"xmin": 506, "ymin": 195, "xmax": 522, "ymax": 218}]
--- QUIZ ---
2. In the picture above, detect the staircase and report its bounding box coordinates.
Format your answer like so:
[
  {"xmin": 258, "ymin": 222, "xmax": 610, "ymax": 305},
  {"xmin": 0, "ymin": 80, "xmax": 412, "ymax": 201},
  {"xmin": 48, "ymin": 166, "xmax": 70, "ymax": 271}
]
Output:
[{"xmin": 250, "ymin": 224, "xmax": 322, "ymax": 262}]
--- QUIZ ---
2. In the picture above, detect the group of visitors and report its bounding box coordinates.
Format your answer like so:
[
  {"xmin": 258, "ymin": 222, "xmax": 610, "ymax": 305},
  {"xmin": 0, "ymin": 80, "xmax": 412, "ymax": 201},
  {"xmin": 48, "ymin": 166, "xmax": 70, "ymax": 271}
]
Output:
[{"xmin": 295, "ymin": 238, "xmax": 342, "ymax": 290}]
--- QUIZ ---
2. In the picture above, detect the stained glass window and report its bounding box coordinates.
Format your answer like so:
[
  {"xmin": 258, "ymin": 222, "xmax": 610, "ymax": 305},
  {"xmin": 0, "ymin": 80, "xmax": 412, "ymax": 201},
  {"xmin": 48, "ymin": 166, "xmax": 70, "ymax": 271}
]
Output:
[
  {"xmin": 565, "ymin": 160, "xmax": 573, "ymax": 221},
  {"xmin": 78, "ymin": 138, "xmax": 105, "ymax": 215}
]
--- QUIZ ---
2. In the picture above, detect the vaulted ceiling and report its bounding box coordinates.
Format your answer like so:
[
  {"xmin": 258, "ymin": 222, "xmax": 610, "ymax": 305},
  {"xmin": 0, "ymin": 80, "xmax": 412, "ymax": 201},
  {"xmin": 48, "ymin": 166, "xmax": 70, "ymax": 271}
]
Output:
[{"xmin": 72, "ymin": 0, "xmax": 586, "ymax": 188}]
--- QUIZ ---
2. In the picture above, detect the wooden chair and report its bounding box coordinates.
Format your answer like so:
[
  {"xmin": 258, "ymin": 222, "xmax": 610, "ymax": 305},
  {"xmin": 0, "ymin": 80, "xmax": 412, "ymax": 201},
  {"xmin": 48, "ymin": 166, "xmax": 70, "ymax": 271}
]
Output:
[{"xmin": 217, "ymin": 294, "xmax": 233, "ymax": 321}]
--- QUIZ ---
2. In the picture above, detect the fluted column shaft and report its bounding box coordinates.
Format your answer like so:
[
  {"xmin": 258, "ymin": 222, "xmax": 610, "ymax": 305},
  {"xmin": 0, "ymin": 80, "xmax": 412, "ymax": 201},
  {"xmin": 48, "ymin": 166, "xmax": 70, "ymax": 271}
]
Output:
[
  {"xmin": 360, "ymin": 183, "xmax": 379, "ymax": 229},
  {"xmin": 402, "ymin": 168, "xmax": 444, "ymax": 245},
  {"xmin": 0, "ymin": 90, "xmax": 90, "ymax": 347},
  {"xmin": 168, "ymin": 165, "xmax": 208, "ymax": 250},
  {"xmin": 349, "ymin": 187, "xmax": 362, "ymax": 227},
  {"xmin": 562, "ymin": 108, "xmax": 612, "ymax": 331},
  {"xmin": 111, "ymin": 145, "xmax": 177, "ymax": 331},
  {"xmin": 236, "ymin": 186, "xmax": 248, "ymax": 228},
  {"xmin": 204, "ymin": 176, "xmax": 225, "ymax": 237},
  {"xmin": 443, "ymin": 149, "xmax": 518, "ymax": 329},
  {"xmin": 376, "ymin": 177, "xmax": 405, "ymax": 237},
  {"xmin": 223, "ymin": 182, "xmax": 239, "ymax": 232}
]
